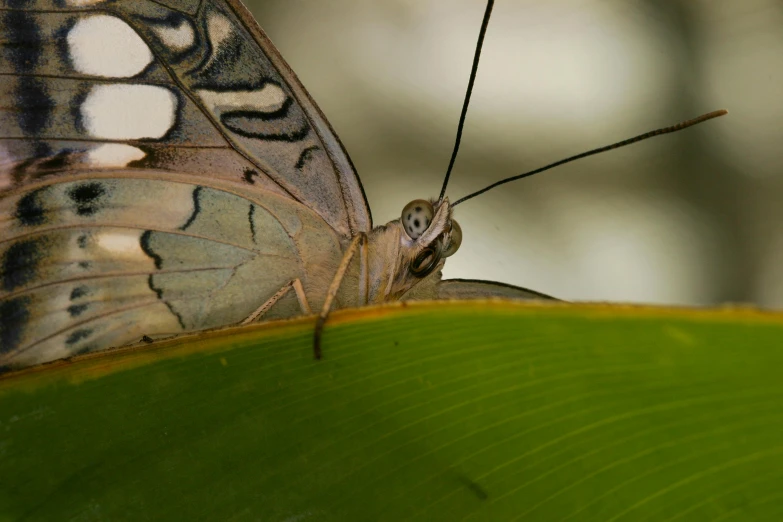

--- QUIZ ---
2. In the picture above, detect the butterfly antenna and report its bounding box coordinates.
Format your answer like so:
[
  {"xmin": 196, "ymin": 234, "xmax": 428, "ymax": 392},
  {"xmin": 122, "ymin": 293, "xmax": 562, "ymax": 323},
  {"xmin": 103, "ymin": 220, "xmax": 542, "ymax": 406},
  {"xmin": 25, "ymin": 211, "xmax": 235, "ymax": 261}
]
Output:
[
  {"xmin": 452, "ymin": 109, "xmax": 728, "ymax": 207},
  {"xmin": 437, "ymin": 0, "xmax": 495, "ymax": 203}
]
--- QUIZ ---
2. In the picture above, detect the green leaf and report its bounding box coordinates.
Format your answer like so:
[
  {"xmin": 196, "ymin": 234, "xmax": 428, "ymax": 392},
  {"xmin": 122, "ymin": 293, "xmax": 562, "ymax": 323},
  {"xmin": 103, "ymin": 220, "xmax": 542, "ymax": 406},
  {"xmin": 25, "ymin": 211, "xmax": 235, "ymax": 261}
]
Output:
[{"xmin": 2, "ymin": 301, "xmax": 782, "ymax": 521}]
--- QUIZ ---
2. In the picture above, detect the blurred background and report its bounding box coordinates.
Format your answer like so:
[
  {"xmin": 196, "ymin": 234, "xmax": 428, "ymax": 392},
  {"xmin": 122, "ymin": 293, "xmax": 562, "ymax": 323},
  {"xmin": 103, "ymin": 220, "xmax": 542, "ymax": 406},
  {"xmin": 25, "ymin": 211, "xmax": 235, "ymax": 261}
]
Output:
[{"xmin": 245, "ymin": 0, "xmax": 782, "ymax": 308}]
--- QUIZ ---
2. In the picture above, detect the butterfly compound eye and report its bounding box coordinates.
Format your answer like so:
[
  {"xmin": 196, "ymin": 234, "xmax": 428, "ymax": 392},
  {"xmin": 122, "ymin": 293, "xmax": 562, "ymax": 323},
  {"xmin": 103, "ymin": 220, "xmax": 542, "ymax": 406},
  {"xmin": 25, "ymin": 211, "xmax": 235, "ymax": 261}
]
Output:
[
  {"xmin": 401, "ymin": 200, "xmax": 434, "ymax": 239},
  {"xmin": 442, "ymin": 220, "xmax": 462, "ymax": 257}
]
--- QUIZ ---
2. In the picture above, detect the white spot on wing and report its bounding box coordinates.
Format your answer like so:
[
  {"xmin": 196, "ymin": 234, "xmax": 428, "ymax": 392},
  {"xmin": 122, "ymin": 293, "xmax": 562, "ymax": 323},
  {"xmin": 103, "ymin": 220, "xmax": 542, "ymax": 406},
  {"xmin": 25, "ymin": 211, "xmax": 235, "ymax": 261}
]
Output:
[
  {"xmin": 96, "ymin": 230, "xmax": 147, "ymax": 258},
  {"xmin": 197, "ymin": 85, "xmax": 286, "ymax": 113},
  {"xmin": 153, "ymin": 20, "xmax": 195, "ymax": 51},
  {"xmin": 87, "ymin": 144, "xmax": 146, "ymax": 167},
  {"xmin": 68, "ymin": 15, "xmax": 153, "ymax": 78},
  {"xmin": 81, "ymin": 85, "xmax": 177, "ymax": 140},
  {"xmin": 207, "ymin": 14, "xmax": 233, "ymax": 47},
  {"xmin": 202, "ymin": 14, "xmax": 234, "ymax": 69}
]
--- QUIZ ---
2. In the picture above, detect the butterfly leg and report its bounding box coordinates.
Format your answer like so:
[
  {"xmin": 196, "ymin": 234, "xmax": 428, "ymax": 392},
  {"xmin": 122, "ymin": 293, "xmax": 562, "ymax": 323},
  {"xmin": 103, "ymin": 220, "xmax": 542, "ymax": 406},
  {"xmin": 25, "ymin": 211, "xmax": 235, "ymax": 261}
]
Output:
[
  {"xmin": 314, "ymin": 232, "xmax": 368, "ymax": 359},
  {"xmin": 241, "ymin": 279, "xmax": 312, "ymax": 325}
]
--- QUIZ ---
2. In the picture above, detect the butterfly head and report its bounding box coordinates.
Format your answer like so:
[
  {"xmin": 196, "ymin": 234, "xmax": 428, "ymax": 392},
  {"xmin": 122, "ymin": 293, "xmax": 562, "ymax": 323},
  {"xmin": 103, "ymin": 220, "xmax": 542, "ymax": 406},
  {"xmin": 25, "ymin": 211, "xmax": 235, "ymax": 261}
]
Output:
[
  {"xmin": 395, "ymin": 197, "xmax": 461, "ymax": 278},
  {"xmin": 366, "ymin": 197, "xmax": 461, "ymax": 303}
]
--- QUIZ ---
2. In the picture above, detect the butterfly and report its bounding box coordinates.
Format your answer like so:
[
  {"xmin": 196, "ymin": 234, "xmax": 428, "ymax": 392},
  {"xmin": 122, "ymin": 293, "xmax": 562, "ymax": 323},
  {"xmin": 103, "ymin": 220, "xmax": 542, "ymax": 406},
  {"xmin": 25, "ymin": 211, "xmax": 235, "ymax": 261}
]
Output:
[{"xmin": 0, "ymin": 0, "xmax": 724, "ymax": 370}]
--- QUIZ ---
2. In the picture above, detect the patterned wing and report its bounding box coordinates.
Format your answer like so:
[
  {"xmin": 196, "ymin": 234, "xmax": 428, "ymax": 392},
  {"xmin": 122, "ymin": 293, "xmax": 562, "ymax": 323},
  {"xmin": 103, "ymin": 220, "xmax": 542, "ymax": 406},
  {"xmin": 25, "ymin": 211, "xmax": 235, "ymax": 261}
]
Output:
[
  {"xmin": 0, "ymin": 0, "xmax": 370, "ymax": 235},
  {"xmin": 0, "ymin": 0, "xmax": 368, "ymax": 368}
]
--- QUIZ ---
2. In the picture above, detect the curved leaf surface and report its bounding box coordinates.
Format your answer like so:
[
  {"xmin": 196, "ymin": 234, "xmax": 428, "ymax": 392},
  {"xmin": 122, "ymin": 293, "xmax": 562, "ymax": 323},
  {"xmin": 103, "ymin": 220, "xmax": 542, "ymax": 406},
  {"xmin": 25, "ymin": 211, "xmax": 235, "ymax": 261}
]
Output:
[{"xmin": 1, "ymin": 301, "xmax": 782, "ymax": 521}]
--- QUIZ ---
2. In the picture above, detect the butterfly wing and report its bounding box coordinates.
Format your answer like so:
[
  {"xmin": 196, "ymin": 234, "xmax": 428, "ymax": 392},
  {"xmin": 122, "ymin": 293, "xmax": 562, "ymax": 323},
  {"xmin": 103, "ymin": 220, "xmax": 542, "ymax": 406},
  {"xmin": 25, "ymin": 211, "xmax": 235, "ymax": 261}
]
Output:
[
  {"xmin": 435, "ymin": 279, "xmax": 557, "ymax": 300},
  {"xmin": 400, "ymin": 271, "xmax": 557, "ymax": 302},
  {"xmin": 0, "ymin": 0, "xmax": 369, "ymax": 367},
  {"xmin": 1, "ymin": 0, "xmax": 371, "ymax": 235}
]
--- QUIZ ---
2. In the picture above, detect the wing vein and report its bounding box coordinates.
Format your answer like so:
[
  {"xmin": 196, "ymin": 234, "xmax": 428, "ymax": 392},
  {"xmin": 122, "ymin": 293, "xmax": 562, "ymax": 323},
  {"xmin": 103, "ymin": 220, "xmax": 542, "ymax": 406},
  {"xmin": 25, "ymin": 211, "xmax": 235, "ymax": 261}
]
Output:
[
  {"xmin": 0, "ymin": 72, "xmax": 174, "ymax": 86},
  {"xmin": 0, "ymin": 260, "xmax": 293, "ymax": 301},
  {"xmin": 0, "ymin": 137, "xmax": 229, "ymax": 148},
  {"xmin": 1, "ymin": 223, "xmax": 265, "ymax": 254}
]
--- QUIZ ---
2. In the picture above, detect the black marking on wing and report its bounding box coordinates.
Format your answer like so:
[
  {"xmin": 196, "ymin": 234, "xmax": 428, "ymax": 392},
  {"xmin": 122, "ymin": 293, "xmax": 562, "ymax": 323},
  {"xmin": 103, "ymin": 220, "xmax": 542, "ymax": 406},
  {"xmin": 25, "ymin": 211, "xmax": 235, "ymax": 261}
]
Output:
[
  {"xmin": 139, "ymin": 0, "xmax": 199, "ymax": 17},
  {"xmin": 139, "ymin": 233, "xmax": 186, "ymax": 330},
  {"xmin": 180, "ymin": 186, "xmax": 203, "ymax": 231},
  {"xmin": 6, "ymin": 0, "xmax": 35, "ymax": 10},
  {"xmin": 248, "ymin": 204, "xmax": 256, "ymax": 243},
  {"xmin": 190, "ymin": 26, "xmax": 244, "ymax": 88},
  {"xmin": 9, "ymin": 147, "xmax": 74, "ymax": 188},
  {"xmin": 53, "ymin": 17, "xmax": 74, "ymax": 69},
  {"xmin": 140, "ymin": 11, "xmax": 192, "ymax": 30},
  {"xmin": 67, "ymin": 182, "xmax": 107, "ymax": 217},
  {"xmin": 77, "ymin": 261, "xmax": 90, "ymax": 270},
  {"xmin": 295, "ymin": 146, "xmax": 319, "ymax": 170},
  {"xmin": 146, "ymin": 274, "xmax": 163, "ymax": 300},
  {"xmin": 223, "ymin": 112, "xmax": 310, "ymax": 141},
  {"xmin": 2, "ymin": 239, "xmax": 43, "ymax": 292},
  {"xmin": 221, "ymin": 97, "xmax": 310, "ymax": 142},
  {"xmin": 140, "ymin": 231, "xmax": 163, "ymax": 270},
  {"xmin": 15, "ymin": 188, "xmax": 48, "ymax": 227},
  {"xmin": 242, "ymin": 96, "xmax": 292, "ymax": 121},
  {"xmin": 32, "ymin": 140, "xmax": 51, "ymax": 156},
  {"xmin": 67, "ymin": 303, "xmax": 89, "ymax": 318},
  {"xmin": 65, "ymin": 328, "xmax": 92, "ymax": 346},
  {"xmin": 11, "ymin": 155, "xmax": 40, "ymax": 186},
  {"xmin": 3, "ymin": 8, "xmax": 41, "ymax": 73},
  {"xmin": 38, "ymin": 149, "xmax": 73, "ymax": 171},
  {"xmin": 70, "ymin": 285, "xmax": 89, "ymax": 300},
  {"xmin": 71, "ymin": 86, "xmax": 90, "ymax": 135},
  {"xmin": 137, "ymin": 12, "xmax": 200, "ymax": 62},
  {"xmin": 242, "ymin": 168, "xmax": 258, "ymax": 184},
  {"xmin": 77, "ymin": 234, "xmax": 89, "ymax": 249},
  {"xmin": 15, "ymin": 76, "xmax": 53, "ymax": 135},
  {"xmin": 146, "ymin": 274, "xmax": 186, "ymax": 330},
  {"xmin": 159, "ymin": 88, "xmax": 186, "ymax": 143},
  {"xmin": 202, "ymin": 49, "xmax": 245, "ymax": 88},
  {"xmin": 0, "ymin": 296, "xmax": 30, "ymax": 356}
]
